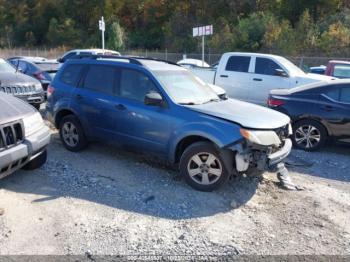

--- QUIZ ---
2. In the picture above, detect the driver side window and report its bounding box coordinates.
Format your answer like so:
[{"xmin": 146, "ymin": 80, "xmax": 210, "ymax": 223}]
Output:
[
  {"xmin": 119, "ymin": 69, "xmax": 157, "ymax": 102},
  {"xmin": 255, "ymin": 58, "xmax": 283, "ymax": 76}
]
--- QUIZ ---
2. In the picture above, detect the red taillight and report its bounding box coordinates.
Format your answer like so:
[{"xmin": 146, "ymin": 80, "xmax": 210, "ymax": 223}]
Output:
[
  {"xmin": 47, "ymin": 85, "xmax": 55, "ymax": 97},
  {"xmin": 33, "ymin": 71, "xmax": 45, "ymax": 80},
  {"xmin": 268, "ymin": 97, "xmax": 285, "ymax": 107}
]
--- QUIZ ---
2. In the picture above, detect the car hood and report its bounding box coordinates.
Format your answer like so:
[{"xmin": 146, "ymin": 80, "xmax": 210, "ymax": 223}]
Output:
[
  {"xmin": 0, "ymin": 72, "xmax": 40, "ymax": 86},
  {"xmin": 0, "ymin": 93, "xmax": 35, "ymax": 124},
  {"xmin": 185, "ymin": 98, "xmax": 290, "ymax": 129}
]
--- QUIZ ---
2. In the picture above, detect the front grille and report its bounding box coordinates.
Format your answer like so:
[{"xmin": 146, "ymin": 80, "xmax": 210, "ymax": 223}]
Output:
[
  {"xmin": 0, "ymin": 84, "xmax": 36, "ymax": 95},
  {"xmin": 274, "ymin": 124, "xmax": 289, "ymax": 141},
  {"xmin": 0, "ymin": 122, "xmax": 24, "ymax": 151}
]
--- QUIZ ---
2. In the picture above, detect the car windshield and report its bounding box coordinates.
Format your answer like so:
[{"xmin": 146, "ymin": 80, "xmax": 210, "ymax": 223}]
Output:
[
  {"xmin": 0, "ymin": 59, "xmax": 16, "ymax": 73},
  {"xmin": 154, "ymin": 70, "xmax": 219, "ymax": 105},
  {"xmin": 278, "ymin": 57, "xmax": 305, "ymax": 75}
]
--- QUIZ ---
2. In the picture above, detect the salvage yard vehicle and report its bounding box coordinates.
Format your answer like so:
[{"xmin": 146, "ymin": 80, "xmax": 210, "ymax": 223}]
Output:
[
  {"xmin": 57, "ymin": 49, "xmax": 121, "ymax": 63},
  {"xmin": 0, "ymin": 58, "xmax": 45, "ymax": 109},
  {"xmin": 324, "ymin": 60, "xmax": 350, "ymax": 79},
  {"xmin": 268, "ymin": 79, "xmax": 350, "ymax": 151},
  {"xmin": 8, "ymin": 56, "xmax": 60, "ymax": 93},
  {"xmin": 189, "ymin": 52, "xmax": 333, "ymax": 105},
  {"xmin": 46, "ymin": 55, "xmax": 292, "ymax": 191},
  {"xmin": 0, "ymin": 92, "xmax": 50, "ymax": 179}
]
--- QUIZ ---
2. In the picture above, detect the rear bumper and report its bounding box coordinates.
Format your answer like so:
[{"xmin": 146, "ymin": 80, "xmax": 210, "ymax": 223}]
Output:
[{"xmin": 0, "ymin": 125, "xmax": 50, "ymax": 179}]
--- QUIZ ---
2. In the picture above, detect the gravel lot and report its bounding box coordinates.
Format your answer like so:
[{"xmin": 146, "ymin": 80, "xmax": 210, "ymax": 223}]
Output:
[{"xmin": 0, "ymin": 122, "xmax": 349, "ymax": 257}]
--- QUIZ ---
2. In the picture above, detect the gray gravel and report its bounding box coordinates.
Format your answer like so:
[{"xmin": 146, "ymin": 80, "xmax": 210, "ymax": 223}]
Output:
[{"xmin": 0, "ymin": 129, "xmax": 349, "ymax": 256}]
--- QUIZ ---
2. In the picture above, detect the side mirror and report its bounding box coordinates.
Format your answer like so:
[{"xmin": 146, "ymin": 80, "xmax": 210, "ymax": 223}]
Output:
[
  {"xmin": 144, "ymin": 92, "xmax": 163, "ymax": 106},
  {"xmin": 275, "ymin": 69, "xmax": 288, "ymax": 77},
  {"xmin": 57, "ymin": 58, "xmax": 64, "ymax": 63}
]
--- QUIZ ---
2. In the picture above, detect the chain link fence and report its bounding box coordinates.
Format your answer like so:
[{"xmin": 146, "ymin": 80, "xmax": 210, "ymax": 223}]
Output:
[{"xmin": 1, "ymin": 48, "xmax": 349, "ymax": 69}]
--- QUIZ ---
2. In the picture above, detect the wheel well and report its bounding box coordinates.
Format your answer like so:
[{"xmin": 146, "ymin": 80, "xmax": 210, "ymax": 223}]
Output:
[
  {"xmin": 55, "ymin": 109, "xmax": 75, "ymax": 128},
  {"xmin": 293, "ymin": 117, "xmax": 329, "ymax": 136},
  {"xmin": 175, "ymin": 136, "xmax": 211, "ymax": 163}
]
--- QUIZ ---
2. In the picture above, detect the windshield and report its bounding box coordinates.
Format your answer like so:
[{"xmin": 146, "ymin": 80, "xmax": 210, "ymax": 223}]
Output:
[
  {"xmin": 278, "ymin": 57, "xmax": 305, "ymax": 75},
  {"xmin": 154, "ymin": 70, "xmax": 219, "ymax": 105},
  {"xmin": 0, "ymin": 59, "xmax": 16, "ymax": 73},
  {"xmin": 333, "ymin": 64, "xmax": 350, "ymax": 78}
]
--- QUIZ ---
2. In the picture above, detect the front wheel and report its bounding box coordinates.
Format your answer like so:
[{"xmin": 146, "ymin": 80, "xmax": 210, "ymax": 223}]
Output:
[
  {"xmin": 179, "ymin": 142, "xmax": 229, "ymax": 192},
  {"xmin": 292, "ymin": 119, "xmax": 327, "ymax": 151}
]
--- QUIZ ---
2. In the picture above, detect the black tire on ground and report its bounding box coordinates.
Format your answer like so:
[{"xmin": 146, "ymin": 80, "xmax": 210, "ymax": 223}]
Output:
[
  {"xmin": 292, "ymin": 119, "xmax": 327, "ymax": 151},
  {"xmin": 179, "ymin": 141, "xmax": 229, "ymax": 192},
  {"xmin": 22, "ymin": 150, "xmax": 47, "ymax": 170},
  {"xmin": 59, "ymin": 115, "xmax": 88, "ymax": 152}
]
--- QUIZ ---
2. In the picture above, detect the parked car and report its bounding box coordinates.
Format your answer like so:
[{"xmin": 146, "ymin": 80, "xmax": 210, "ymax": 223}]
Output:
[
  {"xmin": 58, "ymin": 49, "xmax": 121, "ymax": 63},
  {"xmin": 8, "ymin": 56, "xmax": 60, "ymax": 92},
  {"xmin": 268, "ymin": 79, "xmax": 350, "ymax": 151},
  {"xmin": 309, "ymin": 65, "xmax": 326, "ymax": 75},
  {"xmin": 177, "ymin": 59, "xmax": 210, "ymax": 68},
  {"xmin": 0, "ymin": 58, "xmax": 45, "ymax": 109},
  {"xmin": 189, "ymin": 52, "xmax": 333, "ymax": 105},
  {"xmin": 324, "ymin": 60, "xmax": 350, "ymax": 79},
  {"xmin": 46, "ymin": 56, "xmax": 292, "ymax": 192},
  {"xmin": 0, "ymin": 92, "xmax": 50, "ymax": 179}
]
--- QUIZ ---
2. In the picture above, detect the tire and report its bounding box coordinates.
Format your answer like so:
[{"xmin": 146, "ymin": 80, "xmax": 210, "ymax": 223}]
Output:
[
  {"xmin": 179, "ymin": 141, "xmax": 229, "ymax": 192},
  {"xmin": 59, "ymin": 115, "xmax": 88, "ymax": 152},
  {"xmin": 292, "ymin": 119, "xmax": 327, "ymax": 151},
  {"xmin": 22, "ymin": 150, "xmax": 47, "ymax": 170}
]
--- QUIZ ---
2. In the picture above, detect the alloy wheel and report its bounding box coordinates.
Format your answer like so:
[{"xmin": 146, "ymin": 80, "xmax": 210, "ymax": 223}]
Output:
[
  {"xmin": 187, "ymin": 152, "xmax": 222, "ymax": 185},
  {"xmin": 62, "ymin": 122, "xmax": 79, "ymax": 147},
  {"xmin": 295, "ymin": 125, "xmax": 321, "ymax": 149}
]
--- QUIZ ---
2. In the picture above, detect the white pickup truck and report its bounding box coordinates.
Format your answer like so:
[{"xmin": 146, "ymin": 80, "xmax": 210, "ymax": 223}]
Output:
[{"xmin": 190, "ymin": 52, "xmax": 333, "ymax": 105}]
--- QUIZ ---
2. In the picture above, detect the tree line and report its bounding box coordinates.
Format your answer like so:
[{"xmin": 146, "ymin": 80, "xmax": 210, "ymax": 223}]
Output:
[{"xmin": 0, "ymin": 0, "xmax": 350, "ymax": 55}]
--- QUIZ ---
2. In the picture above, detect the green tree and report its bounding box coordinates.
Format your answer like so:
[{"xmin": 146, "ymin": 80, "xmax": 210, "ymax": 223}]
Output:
[{"xmin": 107, "ymin": 21, "xmax": 125, "ymax": 50}]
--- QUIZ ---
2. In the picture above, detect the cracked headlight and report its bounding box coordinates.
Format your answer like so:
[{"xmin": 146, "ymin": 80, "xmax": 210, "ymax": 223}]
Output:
[
  {"xmin": 240, "ymin": 128, "xmax": 281, "ymax": 146},
  {"xmin": 23, "ymin": 112, "xmax": 44, "ymax": 137}
]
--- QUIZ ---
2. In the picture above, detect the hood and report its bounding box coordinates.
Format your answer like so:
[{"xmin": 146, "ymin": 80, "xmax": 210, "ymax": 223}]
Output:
[
  {"xmin": 0, "ymin": 72, "xmax": 41, "ymax": 86},
  {"xmin": 0, "ymin": 93, "xmax": 35, "ymax": 124},
  {"xmin": 185, "ymin": 98, "xmax": 290, "ymax": 129}
]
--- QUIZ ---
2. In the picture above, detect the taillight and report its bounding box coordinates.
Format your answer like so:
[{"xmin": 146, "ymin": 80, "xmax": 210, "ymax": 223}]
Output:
[
  {"xmin": 268, "ymin": 97, "xmax": 285, "ymax": 107},
  {"xmin": 47, "ymin": 85, "xmax": 55, "ymax": 97},
  {"xmin": 33, "ymin": 71, "xmax": 45, "ymax": 80}
]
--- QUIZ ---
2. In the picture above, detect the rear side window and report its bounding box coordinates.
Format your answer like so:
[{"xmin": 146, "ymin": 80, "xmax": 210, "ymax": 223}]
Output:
[
  {"xmin": 255, "ymin": 58, "xmax": 283, "ymax": 75},
  {"xmin": 340, "ymin": 87, "xmax": 350, "ymax": 103},
  {"xmin": 83, "ymin": 65, "xmax": 116, "ymax": 95},
  {"xmin": 119, "ymin": 69, "xmax": 157, "ymax": 102},
  {"xmin": 225, "ymin": 56, "xmax": 250, "ymax": 72},
  {"xmin": 325, "ymin": 87, "xmax": 340, "ymax": 101},
  {"xmin": 59, "ymin": 64, "xmax": 84, "ymax": 86}
]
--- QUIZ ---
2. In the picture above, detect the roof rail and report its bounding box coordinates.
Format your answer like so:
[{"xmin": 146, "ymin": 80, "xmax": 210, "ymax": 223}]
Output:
[{"xmin": 68, "ymin": 54, "xmax": 180, "ymax": 67}]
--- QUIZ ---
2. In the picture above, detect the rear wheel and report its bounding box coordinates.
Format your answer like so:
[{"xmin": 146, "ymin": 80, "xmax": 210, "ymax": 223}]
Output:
[
  {"xmin": 180, "ymin": 142, "xmax": 229, "ymax": 192},
  {"xmin": 292, "ymin": 119, "xmax": 327, "ymax": 151},
  {"xmin": 59, "ymin": 115, "xmax": 88, "ymax": 152}
]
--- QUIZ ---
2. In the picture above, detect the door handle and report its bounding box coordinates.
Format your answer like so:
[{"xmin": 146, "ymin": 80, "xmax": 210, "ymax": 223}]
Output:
[
  {"xmin": 115, "ymin": 104, "xmax": 126, "ymax": 110},
  {"xmin": 75, "ymin": 94, "xmax": 83, "ymax": 100},
  {"xmin": 253, "ymin": 78, "xmax": 263, "ymax": 81},
  {"xmin": 220, "ymin": 75, "xmax": 228, "ymax": 78},
  {"xmin": 321, "ymin": 105, "xmax": 334, "ymax": 112}
]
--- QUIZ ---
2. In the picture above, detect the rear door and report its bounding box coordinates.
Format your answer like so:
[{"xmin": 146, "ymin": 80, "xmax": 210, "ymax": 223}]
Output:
[
  {"xmin": 215, "ymin": 55, "xmax": 252, "ymax": 101},
  {"xmin": 319, "ymin": 84, "xmax": 350, "ymax": 142},
  {"xmin": 72, "ymin": 64, "xmax": 119, "ymax": 139},
  {"xmin": 248, "ymin": 57, "xmax": 291, "ymax": 105}
]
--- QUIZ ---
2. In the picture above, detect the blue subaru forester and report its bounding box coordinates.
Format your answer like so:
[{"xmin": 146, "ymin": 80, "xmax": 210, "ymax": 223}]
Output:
[{"xmin": 46, "ymin": 56, "xmax": 292, "ymax": 191}]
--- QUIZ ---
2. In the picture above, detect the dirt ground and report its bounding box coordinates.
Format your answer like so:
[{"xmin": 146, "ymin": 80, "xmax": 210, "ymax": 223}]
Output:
[{"xmin": 0, "ymin": 128, "xmax": 349, "ymax": 257}]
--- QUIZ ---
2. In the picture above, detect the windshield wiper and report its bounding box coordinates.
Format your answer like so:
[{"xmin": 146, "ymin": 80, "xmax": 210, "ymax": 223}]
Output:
[
  {"xmin": 179, "ymin": 102, "xmax": 197, "ymax": 105},
  {"xmin": 202, "ymin": 98, "xmax": 220, "ymax": 104}
]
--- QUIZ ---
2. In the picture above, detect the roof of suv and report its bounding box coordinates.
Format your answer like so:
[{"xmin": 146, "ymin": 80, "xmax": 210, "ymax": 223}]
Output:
[{"xmin": 65, "ymin": 56, "xmax": 185, "ymax": 72}]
